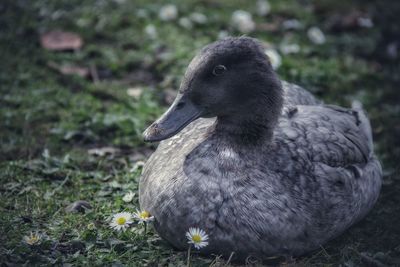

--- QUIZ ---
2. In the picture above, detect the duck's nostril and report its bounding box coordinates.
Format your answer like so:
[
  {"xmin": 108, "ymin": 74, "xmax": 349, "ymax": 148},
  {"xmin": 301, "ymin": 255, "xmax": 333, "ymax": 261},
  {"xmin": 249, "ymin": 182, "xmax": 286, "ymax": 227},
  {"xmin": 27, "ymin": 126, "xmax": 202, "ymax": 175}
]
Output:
[{"xmin": 176, "ymin": 102, "xmax": 185, "ymax": 110}]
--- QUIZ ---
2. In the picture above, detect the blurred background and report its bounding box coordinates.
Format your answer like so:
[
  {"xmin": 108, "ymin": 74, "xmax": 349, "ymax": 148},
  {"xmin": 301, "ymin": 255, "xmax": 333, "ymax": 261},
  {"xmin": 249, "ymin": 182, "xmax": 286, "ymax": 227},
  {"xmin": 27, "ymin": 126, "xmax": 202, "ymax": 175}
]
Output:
[{"xmin": 0, "ymin": 0, "xmax": 399, "ymax": 266}]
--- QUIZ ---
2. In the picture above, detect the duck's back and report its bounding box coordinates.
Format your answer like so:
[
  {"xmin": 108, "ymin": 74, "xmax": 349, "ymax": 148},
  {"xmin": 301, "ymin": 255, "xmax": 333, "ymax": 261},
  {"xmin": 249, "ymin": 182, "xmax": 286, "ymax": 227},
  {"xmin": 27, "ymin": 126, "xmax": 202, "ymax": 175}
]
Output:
[{"xmin": 282, "ymin": 81, "xmax": 321, "ymax": 106}]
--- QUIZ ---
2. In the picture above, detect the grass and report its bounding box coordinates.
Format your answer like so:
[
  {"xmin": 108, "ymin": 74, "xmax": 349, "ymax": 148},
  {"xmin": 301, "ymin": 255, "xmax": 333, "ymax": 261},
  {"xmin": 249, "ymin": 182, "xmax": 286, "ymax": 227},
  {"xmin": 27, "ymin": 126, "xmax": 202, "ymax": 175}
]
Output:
[{"xmin": 1, "ymin": 0, "xmax": 399, "ymax": 266}]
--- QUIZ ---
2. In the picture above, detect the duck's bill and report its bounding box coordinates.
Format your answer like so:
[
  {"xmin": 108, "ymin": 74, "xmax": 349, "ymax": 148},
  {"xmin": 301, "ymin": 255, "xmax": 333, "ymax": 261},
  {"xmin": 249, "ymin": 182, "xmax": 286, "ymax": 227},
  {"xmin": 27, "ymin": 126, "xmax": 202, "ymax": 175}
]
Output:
[{"xmin": 143, "ymin": 94, "xmax": 202, "ymax": 142}]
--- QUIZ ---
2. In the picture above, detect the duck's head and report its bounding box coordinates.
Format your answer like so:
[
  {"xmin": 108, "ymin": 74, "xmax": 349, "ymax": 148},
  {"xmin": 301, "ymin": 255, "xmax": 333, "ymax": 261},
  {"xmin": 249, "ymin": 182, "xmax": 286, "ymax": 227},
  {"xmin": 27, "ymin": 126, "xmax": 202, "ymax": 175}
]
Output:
[{"xmin": 143, "ymin": 37, "xmax": 283, "ymax": 142}]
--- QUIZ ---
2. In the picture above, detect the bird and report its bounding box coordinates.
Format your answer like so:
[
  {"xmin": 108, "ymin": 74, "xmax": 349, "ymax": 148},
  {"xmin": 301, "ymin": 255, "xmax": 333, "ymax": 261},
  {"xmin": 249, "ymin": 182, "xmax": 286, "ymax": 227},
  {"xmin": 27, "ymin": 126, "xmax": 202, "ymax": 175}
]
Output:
[{"xmin": 139, "ymin": 37, "xmax": 382, "ymax": 261}]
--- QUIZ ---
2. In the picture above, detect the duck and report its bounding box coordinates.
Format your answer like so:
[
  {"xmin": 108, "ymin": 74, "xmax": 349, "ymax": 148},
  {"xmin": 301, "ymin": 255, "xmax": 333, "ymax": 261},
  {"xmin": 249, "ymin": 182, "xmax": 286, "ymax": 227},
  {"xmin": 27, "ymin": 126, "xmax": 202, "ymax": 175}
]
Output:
[{"xmin": 139, "ymin": 37, "xmax": 382, "ymax": 261}]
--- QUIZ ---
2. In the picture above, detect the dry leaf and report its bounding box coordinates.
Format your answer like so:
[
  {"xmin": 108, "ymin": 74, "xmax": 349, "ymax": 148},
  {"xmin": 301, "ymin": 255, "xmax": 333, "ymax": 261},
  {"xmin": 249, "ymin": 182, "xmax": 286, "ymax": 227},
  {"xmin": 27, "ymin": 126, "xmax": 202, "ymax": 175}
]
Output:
[
  {"xmin": 48, "ymin": 62, "xmax": 89, "ymax": 77},
  {"xmin": 128, "ymin": 147, "xmax": 154, "ymax": 162},
  {"xmin": 59, "ymin": 66, "xmax": 89, "ymax": 77},
  {"xmin": 88, "ymin": 147, "xmax": 120, "ymax": 157},
  {"xmin": 127, "ymin": 87, "xmax": 143, "ymax": 99},
  {"xmin": 327, "ymin": 11, "xmax": 373, "ymax": 32},
  {"xmin": 65, "ymin": 200, "xmax": 92, "ymax": 213},
  {"xmin": 40, "ymin": 30, "xmax": 83, "ymax": 51},
  {"xmin": 256, "ymin": 22, "xmax": 280, "ymax": 32}
]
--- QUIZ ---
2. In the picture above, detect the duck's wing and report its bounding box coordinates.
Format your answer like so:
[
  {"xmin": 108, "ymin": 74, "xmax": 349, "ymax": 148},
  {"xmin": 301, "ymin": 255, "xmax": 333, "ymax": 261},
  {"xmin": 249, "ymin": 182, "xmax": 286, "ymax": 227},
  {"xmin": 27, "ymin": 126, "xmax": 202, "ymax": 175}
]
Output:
[
  {"xmin": 276, "ymin": 104, "xmax": 382, "ymax": 238},
  {"xmin": 278, "ymin": 104, "xmax": 373, "ymax": 166},
  {"xmin": 277, "ymin": 102, "xmax": 380, "ymax": 170},
  {"xmin": 282, "ymin": 81, "xmax": 322, "ymax": 106}
]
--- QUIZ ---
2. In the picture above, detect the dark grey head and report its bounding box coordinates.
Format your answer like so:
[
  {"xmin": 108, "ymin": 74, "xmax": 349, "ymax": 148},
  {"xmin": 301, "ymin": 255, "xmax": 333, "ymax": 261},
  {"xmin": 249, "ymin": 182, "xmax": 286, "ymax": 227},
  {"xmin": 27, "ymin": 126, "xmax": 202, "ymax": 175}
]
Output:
[{"xmin": 143, "ymin": 37, "xmax": 283, "ymax": 142}]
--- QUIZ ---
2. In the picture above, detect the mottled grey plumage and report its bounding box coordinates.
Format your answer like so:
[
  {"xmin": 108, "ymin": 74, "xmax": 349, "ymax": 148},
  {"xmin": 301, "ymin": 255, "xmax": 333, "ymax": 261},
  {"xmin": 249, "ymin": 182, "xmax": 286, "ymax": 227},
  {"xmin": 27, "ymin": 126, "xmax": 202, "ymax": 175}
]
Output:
[{"xmin": 139, "ymin": 37, "xmax": 382, "ymax": 261}]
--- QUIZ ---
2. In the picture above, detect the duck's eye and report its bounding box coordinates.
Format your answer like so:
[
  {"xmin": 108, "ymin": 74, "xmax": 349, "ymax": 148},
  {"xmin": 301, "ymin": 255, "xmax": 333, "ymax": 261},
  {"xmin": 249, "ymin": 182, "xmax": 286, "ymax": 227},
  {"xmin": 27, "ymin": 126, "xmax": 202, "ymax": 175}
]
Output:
[{"xmin": 212, "ymin": 65, "xmax": 227, "ymax": 76}]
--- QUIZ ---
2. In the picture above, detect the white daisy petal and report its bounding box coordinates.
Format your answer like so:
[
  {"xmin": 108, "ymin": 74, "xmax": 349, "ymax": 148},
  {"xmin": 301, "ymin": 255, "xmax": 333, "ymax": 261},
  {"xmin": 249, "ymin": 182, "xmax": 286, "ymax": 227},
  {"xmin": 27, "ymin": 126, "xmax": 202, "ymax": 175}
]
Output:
[
  {"xmin": 282, "ymin": 19, "xmax": 303, "ymax": 30},
  {"xmin": 159, "ymin": 4, "xmax": 178, "ymax": 21},
  {"xmin": 218, "ymin": 30, "xmax": 229, "ymax": 40},
  {"xmin": 144, "ymin": 24, "xmax": 157, "ymax": 39},
  {"xmin": 264, "ymin": 48, "xmax": 282, "ymax": 70},
  {"xmin": 190, "ymin": 12, "xmax": 207, "ymax": 24},
  {"xmin": 256, "ymin": 0, "xmax": 271, "ymax": 16},
  {"xmin": 179, "ymin": 17, "xmax": 193, "ymax": 29},
  {"xmin": 231, "ymin": 10, "xmax": 255, "ymax": 33},
  {"xmin": 134, "ymin": 209, "xmax": 154, "ymax": 224},
  {"xmin": 186, "ymin": 227, "xmax": 209, "ymax": 249},
  {"xmin": 23, "ymin": 232, "xmax": 42, "ymax": 246},
  {"xmin": 109, "ymin": 212, "xmax": 133, "ymax": 232},
  {"xmin": 280, "ymin": 43, "xmax": 300, "ymax": 55},
  {"xmin": 307, "ymin": 26, "xmax": 326, "ymax": 45},
  {"xmin": 122, "ymin": 191, "xmax": 135, "ymax": 203},
  {"xmin": 358, "ymin": 17, "xmax": 373, "ymax": 28}
]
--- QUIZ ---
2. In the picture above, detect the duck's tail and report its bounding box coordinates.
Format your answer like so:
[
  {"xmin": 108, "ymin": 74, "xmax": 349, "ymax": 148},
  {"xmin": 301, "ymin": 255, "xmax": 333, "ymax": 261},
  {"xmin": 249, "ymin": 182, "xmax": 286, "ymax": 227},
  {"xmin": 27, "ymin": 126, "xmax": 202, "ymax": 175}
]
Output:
[{"xmin": 352, "ymin": 100, "xmax": 373, "ymax": 158}]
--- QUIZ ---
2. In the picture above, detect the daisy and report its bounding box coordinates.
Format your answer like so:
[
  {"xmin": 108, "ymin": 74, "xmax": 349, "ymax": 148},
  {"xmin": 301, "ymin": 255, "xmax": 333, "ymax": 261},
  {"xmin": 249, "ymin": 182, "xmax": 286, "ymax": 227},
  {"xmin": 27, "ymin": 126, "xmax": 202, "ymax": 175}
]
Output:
[
  {"xmin": 23, "ymin": 231, "xmax": 42, "ymax": 246},
  {"xmin": 282, "ymin": 19, "xmax": 303, "ymax": 30},
  {"xmin": 307, "ymin": 26, "xmax": 326, "ymax": 45},
  {"xmin": 358, "ymin": 17, "xmax": 373, "ymax": 28},
  {"xmin": 144, "ymin": 24, "xmax": 157, "ymax": 39},
  {"xmin": 280, "ymin": 43, "xmax": 300, "ymax": 55},
  {"xmin": 189, "ymin": 12, "xmax": 207, "ymax": 24},
  {"xmin": 256, "ymin": 0, "xmax": 271, "ymax": 16},
  {"xmin": 218, "ymin": 30, "xmax": 229, "ymax": 40},
  {"xmin": 122, "ymin": 191, "xmax": 135, "ymax": 203},
  {"xmin": 231, "ymin": 10, "xmax": 255, "ymax": 33},
  {"xmin": 159, "ymin": 4, "xmax": 178, "ymax": 21},
  {"xmin": 109, "ymin": 212, "xmax": 133, "ymax": 231},
  {"xmin": 186, "ymin": 227, "xmax": 209, "ymax": 249},
  {"xmin": 179, "ymin": 17, "xmax": 193, "ymax": 29},
  {"xmin": 134, "ymin": 209, "xmax": 154, "ymax": 224},
  {"xmin": 264, "ymin": 48, "xmax": 282, "ymax": 70}
]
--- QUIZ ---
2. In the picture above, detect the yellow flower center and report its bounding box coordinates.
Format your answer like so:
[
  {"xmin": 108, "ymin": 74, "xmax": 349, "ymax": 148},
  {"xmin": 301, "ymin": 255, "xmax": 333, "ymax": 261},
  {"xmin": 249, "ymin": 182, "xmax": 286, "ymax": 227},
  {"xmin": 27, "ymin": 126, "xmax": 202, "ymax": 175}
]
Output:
[
  {"xmin": 28, "ymin": 236, "xmax": 39, "ymax": 244},
  {"xmin": 140, "ymin": 211, "xmax": 150, "ymax": 219},
  {"xmin": 192, "ymin": 234, "xmax": 202, "ymax": 243},
  {"xmin": 116, "ymin": 217, "xmax": 126, "ymax": 225},
  {"xmin": 26, "ymin": 234, "xmax": 40, "ymax": 245}
]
